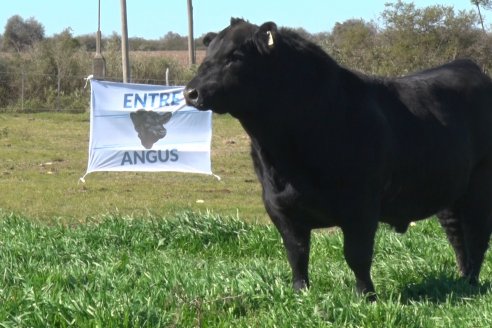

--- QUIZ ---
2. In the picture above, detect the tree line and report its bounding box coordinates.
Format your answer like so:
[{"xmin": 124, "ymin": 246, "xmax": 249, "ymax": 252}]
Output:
[
  {"xmin": 0, "ymin": 1, "xmax": 491, "ymax": 112},
  {"xmin": 0, "ymin": 15, "xmax": 207, "ymax": 53}
]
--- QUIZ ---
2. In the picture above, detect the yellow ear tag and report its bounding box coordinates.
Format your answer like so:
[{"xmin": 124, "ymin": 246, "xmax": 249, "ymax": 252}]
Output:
[{"xmin": 267, "ymin": 31, "xmax": 274, "ymax": 47}]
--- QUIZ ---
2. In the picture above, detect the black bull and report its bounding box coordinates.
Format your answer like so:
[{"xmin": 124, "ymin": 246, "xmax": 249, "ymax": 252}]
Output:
[{"xmin": 184, "ymin": 18, "xmax": 492, "ymax": 299}]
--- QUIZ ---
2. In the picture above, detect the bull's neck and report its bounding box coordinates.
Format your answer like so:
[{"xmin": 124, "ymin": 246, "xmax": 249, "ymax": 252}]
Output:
[
  {"xmin": 239, "ymin": 111, "xmax": 291, "ymax": 154},
  {"xmin": 236, "ymin": 38, "xmax": 362, "ymax": 156},
  {"xmin": 276, "ymin": 34, "xmax": 341, "ymax": 87}
]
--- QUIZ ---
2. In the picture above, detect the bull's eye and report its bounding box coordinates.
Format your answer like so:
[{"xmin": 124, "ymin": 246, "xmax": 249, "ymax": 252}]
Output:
[{"xmin": 228, "ymin": 50, "xmax": 245, "ymax": 64}]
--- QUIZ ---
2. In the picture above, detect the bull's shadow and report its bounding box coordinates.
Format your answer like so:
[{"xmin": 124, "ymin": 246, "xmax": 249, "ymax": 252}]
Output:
[{"xmin": 397, "ymin": 272, "xmax": 491, "ymax": 304}]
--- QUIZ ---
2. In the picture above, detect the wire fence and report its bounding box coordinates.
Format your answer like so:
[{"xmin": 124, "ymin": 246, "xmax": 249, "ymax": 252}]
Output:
[{"xmin": 0, "ymin": 69, "xmax": 191, "ymax": 113}]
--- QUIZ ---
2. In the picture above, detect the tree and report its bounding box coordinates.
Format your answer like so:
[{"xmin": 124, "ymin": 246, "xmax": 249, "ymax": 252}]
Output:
[
  {"xmin": 471, "ymin": 0, "xmax": 492, "ymax": 32},
  {"xmin": 0, "ymin": 58, "xmax": 13, "ymax": 108},
  {"xmin": 3, "ymin": 15, "xmax": 44, "ymax": 52},
  {"xmin": 76, "ymin": 34, "xmax": 97, "ymax": 51},
  {"xmin": 38, "ymin": 28, "xmax": 81, "ymax": 110},
  {"xmin": 159, "ymin": 32, "xmax": 187, "ymax": 50},
  {"xmin": 327, "ymin": 19, "xmax": 378, "ymax": 73},
  {"xmin": 380, "ymin": 1, "xmax": 481, "ymax": 75}
]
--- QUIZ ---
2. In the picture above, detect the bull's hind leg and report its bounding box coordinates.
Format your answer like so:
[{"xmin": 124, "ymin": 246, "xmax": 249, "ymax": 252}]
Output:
[
  {"xmin": 454, "ymin": 160, "xmax": 492, "ymax": 284},
  {"xmin": 437, "ymin": 208, "xmax": 468, "ymax": 276}
]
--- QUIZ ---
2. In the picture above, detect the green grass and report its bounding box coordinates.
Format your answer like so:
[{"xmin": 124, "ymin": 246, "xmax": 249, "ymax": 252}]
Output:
[
  {"xmin": 0, "ymin": 112, "xmax": 266, "ymax": 222},
  {"xmin": 2, "ymin": 112, "xmax": 492, "ymax": 326},
  {"xmin": 1, "ymin": 211, "xmax": 492, "ymax": 327}
]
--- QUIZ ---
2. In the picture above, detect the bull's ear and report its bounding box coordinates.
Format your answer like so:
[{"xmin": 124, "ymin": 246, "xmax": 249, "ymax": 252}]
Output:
[
  {"xmin": 160, "ymin": 112, "xmax": 172, "ymax": 124},
  {"xmin": 203, "ymin": 32, "xmax": 217, "ymax": 47},
  {"xmin": 255, "ymin": 21, "xmax": 278, "ymax": 54}
]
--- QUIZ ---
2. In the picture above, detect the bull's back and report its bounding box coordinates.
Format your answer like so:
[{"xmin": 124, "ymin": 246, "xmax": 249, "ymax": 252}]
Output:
[
  {"xmin": 391, "ymin": 60, "xmax": 492, "ymax": 160},
  {"xmin": 378, "ymin": 60, "xmax": 492, "ymax": 220}
]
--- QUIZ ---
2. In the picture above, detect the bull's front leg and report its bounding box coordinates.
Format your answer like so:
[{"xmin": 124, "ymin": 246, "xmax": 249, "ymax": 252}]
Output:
[
  {"xmin": 341, "ymin": 220, "xmax": 378, "ymax": 301},
  {"xmin": 283, "ymin": 226, "xmax": 311, "ymax": 291},
  {"xmin": 270, "ymin": 213, "xmax": 311, "ymax": 291}
]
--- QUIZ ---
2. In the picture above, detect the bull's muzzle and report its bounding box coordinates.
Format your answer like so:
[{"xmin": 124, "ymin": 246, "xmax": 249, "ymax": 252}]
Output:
[{"xmin": 183, "ymin": 87, "xmax": 200, "ymax": 108}]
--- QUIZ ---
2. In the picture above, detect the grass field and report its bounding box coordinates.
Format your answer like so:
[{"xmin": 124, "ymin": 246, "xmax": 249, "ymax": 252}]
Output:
[
  {"xmin": 0, "ymin": 112, "xmax": 267, "ymax": 222},
  {"xmin": 1, "ymin": 211, "xmax": 492, "ymax": 327},
  {"xmin": 2, "ymin": 112, "xmax": 492, "ymax": 327}
]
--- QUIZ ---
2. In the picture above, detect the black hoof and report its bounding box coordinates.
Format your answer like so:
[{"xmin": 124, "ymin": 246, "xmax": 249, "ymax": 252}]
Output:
[{"xmin": 293, "ymin": 279, "xmax": 309, "ymax": 292}]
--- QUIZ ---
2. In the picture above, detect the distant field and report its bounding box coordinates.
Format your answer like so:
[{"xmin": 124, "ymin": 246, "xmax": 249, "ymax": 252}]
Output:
[
  {"xmin": 1, "ymin": 211, "xmax": 492, "ymax": 327},
  {"xmin": 0, "ymin": 112, "xmax": 266, "ymax": 222}
]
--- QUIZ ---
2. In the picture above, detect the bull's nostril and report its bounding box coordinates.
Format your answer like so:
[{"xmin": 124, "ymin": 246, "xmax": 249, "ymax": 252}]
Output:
[{"xmin": 186, "ymin": 88, "xmax": 199, "ymax": 101}]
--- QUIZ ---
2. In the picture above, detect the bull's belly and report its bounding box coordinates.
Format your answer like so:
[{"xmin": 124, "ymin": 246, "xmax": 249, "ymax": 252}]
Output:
[
  {"xmin": 378, "ymin": 191, "xmax": 460, "ymax": 233},
  {"xmin": 379, "ymin": 152, "xmax": 473, "ymax": 219},
  {"xmin": 262, "ymin": 157, "xmax": 473, "ymax": 231},
  {"xmin": 379, "ymin": 179, "xmax": 467, "ymax": 226},
  {"xmin": 380, "ymin": 199, "xmax": 442, "ymax": 228}
]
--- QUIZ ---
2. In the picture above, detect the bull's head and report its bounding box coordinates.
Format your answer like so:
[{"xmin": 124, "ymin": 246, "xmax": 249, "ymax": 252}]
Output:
[
  {"xmin": 184, "ymin": 18, "xmax": 278, "ymax": 117},
  {"xmin": 130, "ymin": 110, "xmax": 172, "ymax": 149}
]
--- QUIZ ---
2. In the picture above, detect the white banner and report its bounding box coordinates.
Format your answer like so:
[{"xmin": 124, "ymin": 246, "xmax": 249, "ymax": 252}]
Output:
[{"xmin": 82, "ymin": 80, "xmax": 213, "ymax": 180}]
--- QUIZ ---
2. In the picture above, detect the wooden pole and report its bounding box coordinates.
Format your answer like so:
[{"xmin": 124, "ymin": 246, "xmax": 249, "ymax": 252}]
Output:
[
  {"xmin": 476, "ymin": 3, "xmax": 486, "ymax": 33},
  {"xmin": 187, "ymin": 0, "xmax": 196, "ymax": 66},
  {"xmin": 93, "ymin": 0, "xmax": 106, "ymax": 79},
  {"xmin": 120, "ymin": 0, "xmax": 130, "ymax": 82}
]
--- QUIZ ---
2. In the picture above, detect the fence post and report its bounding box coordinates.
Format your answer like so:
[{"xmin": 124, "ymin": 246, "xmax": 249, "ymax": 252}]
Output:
[
  {"xmin": 21, "ymin": 70, "xmax": 25, "ymax": 112},
  {"xmin": 165, "ymin": 68, "xmax": 169, "ymax": 86},
  {"xmin": 57, "ymin": 76, "xmax": 61, "ymax": 111}
]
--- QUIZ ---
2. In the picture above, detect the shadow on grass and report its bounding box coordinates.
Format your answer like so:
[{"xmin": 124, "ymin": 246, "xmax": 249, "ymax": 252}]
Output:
[{"xmin": 398, "ymin": 273, "xmax": 491, "ymax": 304}]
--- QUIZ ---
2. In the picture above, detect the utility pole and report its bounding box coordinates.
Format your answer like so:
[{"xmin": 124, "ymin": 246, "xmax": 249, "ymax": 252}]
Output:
[
  {"xmin": 93, "ymin": 0, "xmax": 106, "ymax": 79},
  {"xmin": 120, "ymin": 0, "xmax": 130, "ymax": 82},
  {"xmin": 187, "ymin": 0, "xmax": 196, "ymax": 66}
]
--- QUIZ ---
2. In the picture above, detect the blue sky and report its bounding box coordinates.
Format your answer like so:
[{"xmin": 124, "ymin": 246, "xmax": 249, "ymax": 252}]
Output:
[{"xmin": 0, "ymin": 0, "xmax": 482, "ymax": 39}]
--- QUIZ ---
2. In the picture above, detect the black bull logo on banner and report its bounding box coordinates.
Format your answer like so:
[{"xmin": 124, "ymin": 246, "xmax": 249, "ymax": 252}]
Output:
[{"xmin": 130, "ymin": 110, "xmax": 172, "ymax": 149}]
